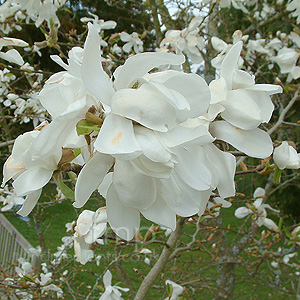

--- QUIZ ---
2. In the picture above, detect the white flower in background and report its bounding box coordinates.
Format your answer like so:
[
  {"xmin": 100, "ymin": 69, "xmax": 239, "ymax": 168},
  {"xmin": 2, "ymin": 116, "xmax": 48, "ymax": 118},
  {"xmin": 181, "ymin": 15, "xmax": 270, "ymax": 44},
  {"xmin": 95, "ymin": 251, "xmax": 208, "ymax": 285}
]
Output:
[
  {"xmin": 73, "ymin": 23, "xmax": 235, "ymax": 241},
  {"xmin": 74, "ymin": 208, "xmax": 107, "ymax": 264},
  {"xmin": 253, "ymin": 3, "xmax": 275, "ymax": 20},
  {"xmin": 160, "ymin": 17, "xmax": 204, "ymax": 63},
  {"xmin": 111, "ymin": 43, "xmax": 122, "ymax": 56},
  {"xmin": 272, "ymin": 47, "xmax": 300, "ymax": 81},
  {"xmin": 273, "ymin": 141, "xmax": 300, "ymax": 170},
  {"xmin": 287, "ymin": 0, "xmax": 300, "ymax": 24},
  {"xmin": 211, "ymin": 31, "xmax": 247, "ymax": 69},
  {"xmin": 2, "ymin": 122, "xmax": 62, "ymax": 217},
  {"xmin": 80, "ymin": 11, "xmax": 117, "ymax": 33},
  {"xmin": 15, "ymin": 258, "xmax": 33, "ymax": 277},
  {"xmin": 165, "ymin": 280, "xmax": 184, "ymax": 300},
  {"xmin": 209, "ymin": 41, "xmax": 282, "ymax": 158},
  {"xmin": 99, "ymin": 270, "xmax": 129, "ymax": 300},
  {"xmin": 283, "ymin": 252, "xmax": 296, "ymax": 264},
  {"xmin": 202, "ymin": 0, "xmax": 248, "ymax": 12},
  {"xmin": 235, "ymin": 187, "xmax": 279, "ymax": 231},
  {"xmin": 0, "ymin": 37, "xmax": 28, "ymax": 65},
  {"xmin": 0, "ymin": 185, "xmax": 24, "ymax": 211},
  {"xmin": 120, "ymin": 32, "xmax": 143, "ymax": 53}
]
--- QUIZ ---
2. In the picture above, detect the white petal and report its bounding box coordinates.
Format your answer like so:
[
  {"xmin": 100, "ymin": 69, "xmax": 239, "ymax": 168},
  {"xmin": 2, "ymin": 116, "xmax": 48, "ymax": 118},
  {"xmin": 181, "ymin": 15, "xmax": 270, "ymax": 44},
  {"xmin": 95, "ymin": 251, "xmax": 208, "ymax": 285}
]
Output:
[
  {"xmin": 74, "ymin": 152, "xmax": 114, "ymax": 208},
  {"xmin": 85, "ymin": 223, "xmax": 107, "ymax": 244},
  {"xmin": 0, "ymin": 37, "xmax": 28, "ymax": 48},
  {"xmin": 253, "ymin": 187, "xmax": 265, "ymax": 199},
  {"xmin": 221, "ymin": 89, "xmax": 262, "ymax": 130},
  {"xmin": 12, "ymin": 131, "xmax": 39, "ymax": 161},
  {"xmin": 210, "ymin": 121, "xmax": 273, "ymax": 158},
  {"xmin": 211, "ymin": 36, "xmax": 228, "ymax": 52},
  {"xmin": 81, "ymin": 23, "xmax": 114, "ymax": 106},
  {"xmin": 113, "ymin": 160, "xmax": 156, "ymax": 210},
  {"xmin": 2, "ymin": 156, "xmax": 25, "ymax": 185},
  {"xmin": 111, "ymin": 84, "xmax": 176, "ymax": 132},
  {"xmin": 74, "ymin": 236, "xmax": 93, "ymax": 265},
  {"xmin": 232, "ymin": 70, "xmax": 255, "ymax": 89},
  {"xmin": 134, "ymin": 126, "xmax": 171, "ymax": 163},
  {"xmin": 0, "ymin": 49, "xmax": 24, "ymax": 65},
  {"xmin": 141, "ymin": 196, "xmax": 176, "ymax": 230},
  {"xmin": 246, "ymin": 84, "xmax": 282, "ymax": 95},
  {"xmin": 262, "ymin": 218, "xmax": 279, "ymax": 231},
  {"xmin": 163, "ymin": 73, "xmax": 211, "ymax": 120},
  {"xmin": 175, "ymin": 147, "xmax": 212, "ymax": 191},
  {"xmin": 160, "ymin": 123, "xmax": 214, "ymax": 148},
  {"xmin": 95, "ymin": 114, "xmax": 142, "ymax": 160},
  {"xmin": 235, "ymin": 207, "xmax": 251, "ymax": 218},
  {"xmin": 103, "ymin": 270, "xmax": 112, "ymax": 288},
  {"xmin": 106, "ymin": 184, "xmax": 140, "ymax": 240},
  {"xmin": 76, "ymin": 210, "xmax": 94, "ymax": 236},
  {"xmin": 203, "ymin": 144, "xmax": 236, "ymax": 198},
  {"xmin": 13, "ymin": 167, "xmax": 53, "ymax": 196},
  {"xmin": 17, "ymin": 189, "xmax": 42, "ymax": 217},
  {"xmin": 113, "ymin": 52, "xmax": 184, "ymax": 90},
  {"xmin": 221, "ymin": 41, "xmax": 243, "ymax": 89},
  {"xmin": 98, "ymin": 172, "xmax": 113, "ymax": 198}
]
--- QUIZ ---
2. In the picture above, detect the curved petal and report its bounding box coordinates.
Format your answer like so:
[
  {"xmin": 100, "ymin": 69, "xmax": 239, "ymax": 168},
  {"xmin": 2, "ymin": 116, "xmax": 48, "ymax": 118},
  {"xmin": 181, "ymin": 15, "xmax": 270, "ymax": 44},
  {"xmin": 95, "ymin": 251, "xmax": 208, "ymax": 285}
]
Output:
[
  {"xmin": 175, "ymin": 147, "xmax": 212, "ymax": 191},
  {"xmin": 141, "ymin": 196, "xmax": 176, "ymax": 230},
  {"xmin": 17, "ymin": 189, "xmax": 42, "ymax": 217},
  {"xmin": 134, "ymin": 126, "xmax": 171, "ymax": 163},
  {"xmin": 0, "ymin": 49, "xmax": 24, "ymax": 65},
  {"xmin": 13, "ymin": 167, "xmax": 53, "ymax": 196},
  {"xmin": 262, "ymin": 218, "xmax": 279, "ymax": 231},
  {"xmin": 103, "ymin": 270, "xmax": 112, "ymax": 288},
  {"xmin": 203, "ymin": 144, "xmax": 236, "ymax": 198},
  {"xmin": 113, "ymin": 160, "xmax": 156, "ymax": 210},
  {"xmin": 106, "ymin": 184, "xmax": 140, "ymax": 240},
  {"xmin": 221, "ymin": 89, "xmax": 262, "ymax": 130},
  {"xmin": 210, "ymin": 121, "xmax": 273, "ymax": 158},
  {"xmin": 113, "ymin": 52, "xmax": 185, "ymax": 90},
  {"xmin": 85, "ymin": 223, "xmax": 107, "ymax": 244},
  {"xmin": 95, "ymin": 114, "xmax": 142, "ymax": 160},
  {"xmin": 253, "ymin": 187, "xmax": 265, "ymax": 199},
  {"xmin": 163, "ymin": 73, "xmax": 211, "ymax": 120},
  {"xmin": 221, "ymin": 41, "xmax": 243, "ymax": 89},
  {"xmin": 2, "ymin": 156, "xmax": 25, "ymax": 185},
  {"xmin": 81, "ymin": 23, "xmax": 114, "ymax": 106},
  {"xmin": 234, "ymin": 207, "xmax": 251, "ymax": 218},
  {"xmin": 111, "ymin": 84, "xmax": 176, "ymax": 132},
  {"xmin": 76, "ymin": 210, "xmax": 94, "ymax": 236},
  {"xmin": 74, "ymin": 152, "xmax": 114, "ymax": 208},
  {"xmin": 98, "ymin": 172, "xmax": 113, "ymax": 198}
]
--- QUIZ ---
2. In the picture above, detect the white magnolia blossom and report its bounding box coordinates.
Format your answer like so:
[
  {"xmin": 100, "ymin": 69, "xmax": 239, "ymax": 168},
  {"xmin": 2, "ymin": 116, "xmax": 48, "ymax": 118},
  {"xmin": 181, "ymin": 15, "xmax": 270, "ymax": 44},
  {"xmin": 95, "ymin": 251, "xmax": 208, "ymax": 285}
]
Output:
[
  {"xmin": 273, "ymin": 141, "xmax": 300, "ymax": 170},
  {"xmin": 73, "ymin": 23, "xmax": 236, "ymax": 241},
  {"xmin": 0, "ymin": 0, "xmax": 66, "ymax": 28},
  {"xmin": 74, "ymin": 208, "xmax": 107, "ymax": 264},
  {"xmin": 165, "ymin": 280, "xmax": 184, "ymax": 300},
  {"xmin": 202, "ymin": 0, "xmax": 248, "ymax": 12},
  {"xmin": 99, "ymin": 270, "xmax": 129, "ymax": 300},
  {"xmin": 0, "ymin": 185, "xmax": 24, "ymax": 211},
  {"xmin": 15, "ymin": 257, "xmax": 33, "ymax": 277},
  {"xmin": 272, "ymin": 47, "xmax": 300, "ymax": 81},
  {"xmin": 209, "ymin": 41, "xmax": 282, "ymax": 158},
  {"xmin": 287, "ymin": 0, "xmax": 300, "ymax": 24},
  {"xmin": 120, "ymin": 32, "xmax": 143, "ymax": 53},
  {"xmin": 0, "ymin": 37, "xmax": 28, "ymax": 65},
  {"xmin": 235, "ymin": 187, "xmax": 279, "ymax": 231},
  {"xmin": 2, "ymin": 122, "xmax": 62, "ymax": 217},
  {"xmin": 160, "ymin": 17, "xmax": 205, "ymax": 63},
  {"xmin": 80, "ymin": 12, "xmax": 117, "ymax": 33}
]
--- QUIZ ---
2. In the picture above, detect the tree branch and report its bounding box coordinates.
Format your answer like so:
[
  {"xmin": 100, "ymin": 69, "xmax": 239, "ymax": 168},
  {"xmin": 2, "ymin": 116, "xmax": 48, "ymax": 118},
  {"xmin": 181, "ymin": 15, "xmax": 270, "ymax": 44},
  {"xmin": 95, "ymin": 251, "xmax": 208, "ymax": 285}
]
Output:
[{"xmin": 133, "ymin": 217, "xmax": 187, "ymax": 300}]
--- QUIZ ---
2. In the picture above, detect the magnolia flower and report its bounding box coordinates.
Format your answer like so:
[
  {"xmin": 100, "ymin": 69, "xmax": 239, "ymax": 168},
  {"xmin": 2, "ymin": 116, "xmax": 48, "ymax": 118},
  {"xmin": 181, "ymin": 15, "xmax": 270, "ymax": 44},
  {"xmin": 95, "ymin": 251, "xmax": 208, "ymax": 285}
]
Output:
[
  {"xmin": 99, "ymin": 270, "xmax": 129, "ymax": 300},
  {"xmin": 273, "ymin": 141, "xmax": 300, "ymax": 170},
  {"xmin": 2, "ymin": 123, "xmax": 62, "ymax": 217},
  {"xmin": 165, "ymin": 280, "xmax": 184, "ymax": 300},
  {"xmin": 80, "ymin": 12, "xmax": 117, "ymax": 33},
  {"xmin": 235, "ymin": 187, "xmax": 279, "ymax": 231},
  {"xmin": 72, "ymin": 23, "xmax": 236, "ymax": 241},
  {"xmin": 287, "ymin": 0, "xmax": 300, "ymax": 24},
  {"xmin": 0, "ymin": 37, "xmax": 28, "ymax": 65},
  {"xmin": 272, "ymin": 47, "xmax": 300, "ymax": 81},
  {"xmin": 160, "ymin": 17, "xmax": 204, "ymax": 63},
  {"xmin": 209, "ymin": 41, "xmax": 282, "ymax": 158},
  {"xmin": 0, "ymin": 185, "xmax": 24, "ymax": 211},
  {"xmin": 15, "ymin": 258, "xmax": 33, "ymax": 277},
  {"xmin": 74, "ymin": 208, "xmax": 107, "ymax": 264},
  {"xmin": 120, "ymin": 32, "xmax": 143, "ymax": 53}
]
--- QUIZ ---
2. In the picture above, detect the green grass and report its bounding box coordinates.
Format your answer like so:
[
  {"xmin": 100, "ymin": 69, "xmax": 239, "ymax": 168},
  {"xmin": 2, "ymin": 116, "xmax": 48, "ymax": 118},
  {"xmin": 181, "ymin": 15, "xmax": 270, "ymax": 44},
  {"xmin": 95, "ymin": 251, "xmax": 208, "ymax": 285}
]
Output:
[{"xmin": 2, "ymin": 182, "xmax": 296, "ymax": 300}]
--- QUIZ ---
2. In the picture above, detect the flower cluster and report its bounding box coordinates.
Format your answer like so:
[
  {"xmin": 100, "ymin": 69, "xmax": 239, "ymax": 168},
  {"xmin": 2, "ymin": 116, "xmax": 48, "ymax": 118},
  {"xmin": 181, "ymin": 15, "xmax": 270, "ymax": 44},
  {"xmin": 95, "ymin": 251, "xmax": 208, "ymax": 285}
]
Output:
[{"xmin": 2, "ymin": 22, "xmax": 282, "ymax": 260}]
